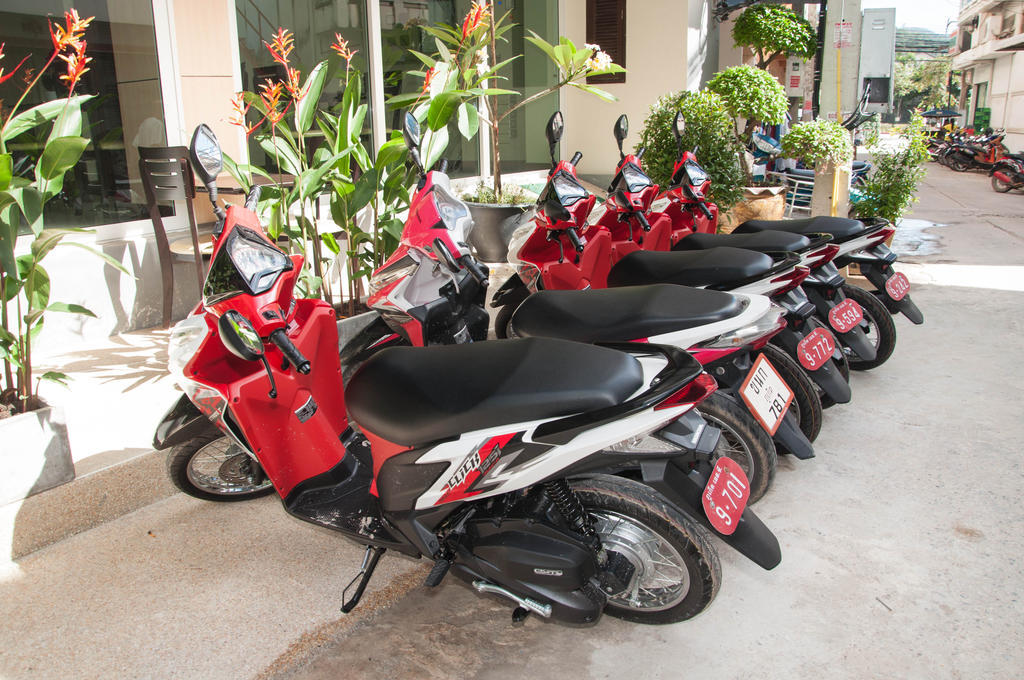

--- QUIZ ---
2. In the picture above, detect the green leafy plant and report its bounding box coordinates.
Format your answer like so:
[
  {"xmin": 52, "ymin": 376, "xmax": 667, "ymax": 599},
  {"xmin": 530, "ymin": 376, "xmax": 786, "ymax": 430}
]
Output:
[
  {"xmin": 387, "ymin": 1, "xmax": 624, "ymax": 201},
  {"xmin": 223, "ymin": 29, "xmax": 412, "ymax": 315},
  {"xmin": 731, "ymin": 3, "xmax": 817, "ymax": 69},
  {"xmin": 460, "ymin": 182, "xmax": 535, "ymax": 205},
  {"xmin": 707, "ymin": 65, "xmax": 788, "ymax": 182},
  {"xmin": 0, "ymin": 10, "xmax": 129, "ymax": 413},
  {"xmin": 781, "ymin": 119, "xmax": 853, "ymax": 169},
  {"xmin": 854, "ymin": 112, "xmax": 930, "ymax": 223},
  {"xmin": 637, "ymin": 90, "xmax": 745, "ymax": 212}
]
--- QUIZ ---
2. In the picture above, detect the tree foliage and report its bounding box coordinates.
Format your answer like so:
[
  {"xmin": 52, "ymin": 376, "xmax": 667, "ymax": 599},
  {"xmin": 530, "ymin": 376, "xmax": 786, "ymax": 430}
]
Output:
[
  {"xmin": 637, "ymin": 90, "xmax": 745, "ymax": 211},
  {"xmin": 854, "ymin": 113, "xmax": 930, "ymax": 223},
  {"xmin": 781, "ymin": 119, "xmax": 853, "ymax": 169},
  {"xmin": 895, "ymin": 54, "xmax": 955, "ymax": 121},
  {"xmin": 707, "ymin": 65, "xmax": 788, "ymax": 181},
  {"xmin": 732, "ymin": 4, "xmax": 817, "ymax": 69}
]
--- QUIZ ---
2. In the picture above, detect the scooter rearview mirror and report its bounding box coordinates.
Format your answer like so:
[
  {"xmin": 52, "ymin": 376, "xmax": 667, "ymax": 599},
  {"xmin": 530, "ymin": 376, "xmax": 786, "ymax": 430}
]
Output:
[
  {"xmin": 190, "ymin": 124, "xmax": 223, "ymax": 185},
  {"xmin": 218, "ymin": 310, "xmax": 264, "ymax": 362},
  {"xmin": 403, "ymin": 111, "xmax": 424, "ymax": 173},
  {"xmin": 545, "ymin": 111, "xmax": 564, "ymax": 167},
  {"xmin": 613, "ymin": 115, "xmax": 628, "ymax": 158},
  {"xmin": 672, "ymin": 112, "xmax": 685, "ymax": 157}
]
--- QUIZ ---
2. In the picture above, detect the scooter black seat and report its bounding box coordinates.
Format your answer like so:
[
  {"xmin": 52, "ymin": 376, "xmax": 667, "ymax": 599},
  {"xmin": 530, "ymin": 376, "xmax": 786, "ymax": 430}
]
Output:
[
  {"xmin": 734, "ymin": 216, "xmax": 864, "ymax": 240},
  {"xmin": 510, "ymin": 285, "xmax": 744, "ymax": 343},
  {"xmin": 673, "ymin": 230, "xmax": 810, "ymax": 254},
  {"xmin": 607, "ymin": 247, "xmax": 774, "ymax": 290},
  {"xmin": 345, "ymin": 338, "xmax": 644, "ymax": 447}
]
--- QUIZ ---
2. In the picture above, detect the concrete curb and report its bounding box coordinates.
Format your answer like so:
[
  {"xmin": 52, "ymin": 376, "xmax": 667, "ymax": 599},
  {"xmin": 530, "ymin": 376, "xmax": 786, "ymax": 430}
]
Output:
[{"xmin": 2, "ymin": 448, "xmax": 175, "ymax": 562}]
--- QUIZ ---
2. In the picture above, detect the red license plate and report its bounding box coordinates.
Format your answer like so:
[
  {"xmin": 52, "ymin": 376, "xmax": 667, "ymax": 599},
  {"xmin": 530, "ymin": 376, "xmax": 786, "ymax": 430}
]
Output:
[
  {"xmin": 797, "ymin": 327, "xmax": 836, "ymax": 371},
  {"xmin": 885, "ymin": 272, "xmax": 910, "ymax": 301},
  {"xmin": 702, "ymin": 457, "xmax": 749, "ymax": 535},
  {"xmin": 828, "ymin": 298, "xmax": 864, "ymax": 334}
]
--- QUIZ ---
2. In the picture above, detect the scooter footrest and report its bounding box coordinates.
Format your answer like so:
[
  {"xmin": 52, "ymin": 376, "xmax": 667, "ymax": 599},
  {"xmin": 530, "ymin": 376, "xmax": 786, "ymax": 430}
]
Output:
[{"xmin": 424, "ymin": 557, "xmax": 451, "ymax": 587}]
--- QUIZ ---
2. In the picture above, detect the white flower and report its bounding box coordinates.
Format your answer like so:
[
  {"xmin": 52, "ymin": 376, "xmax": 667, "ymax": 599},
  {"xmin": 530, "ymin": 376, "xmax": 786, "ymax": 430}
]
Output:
[
  {"xmin": 586, "ymin": 50, "xmax": 612, "ymax": 72},
  {"xmin": 585, "ymin": 42, "xmax": 601, "ymax": 52},
  {"xmin": 475, "ymin": 48, "xmax": 489, "ymax": 77}
]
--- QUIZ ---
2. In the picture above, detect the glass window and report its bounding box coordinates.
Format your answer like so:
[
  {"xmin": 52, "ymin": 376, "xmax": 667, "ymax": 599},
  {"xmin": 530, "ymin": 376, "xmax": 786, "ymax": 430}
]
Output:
[
  {"xmin": 235, "ymin": 0, "xmax": 370, "ymax": 168},
  {"xmin": 379, "ymin": 0, "xmax": 479, "ymax": 177},
  {"xmin": 0, "ymin": 1, "xmax": 166, "ymax": 229}
]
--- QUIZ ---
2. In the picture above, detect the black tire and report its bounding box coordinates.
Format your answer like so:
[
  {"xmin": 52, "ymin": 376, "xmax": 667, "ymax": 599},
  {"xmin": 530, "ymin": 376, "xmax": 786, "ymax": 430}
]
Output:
[
  {"xmin": 841, "ymin": 283, "xmax": 897, "ymax": 371},
  {"xmin": 570, "ymin": 475, "xmax": 721, "ymax": 624},
  {"xmin": 760, "ymin": 343, "xmax": 823, "ymax": 443},
  {"xmin": 493, "ymin": 303, "xmax": 518, "ymax": 339},
  {"xmin": 819, "ymin": 350, "xmax": 851, "ymax": 409},
  {"xmin": 166, "ymin": 432, "xmax": 274, "ymax": 502},
  {"xmin": 697, "ymin": 392, "xmax": 776, "ymax": 504},
  {"xmin": 991, "ymin": 173, "xmax": 1012, "ymax": 193},
  {"xmin": 948, "ymin": 156, "xmax": 970, "ymax": 172}
]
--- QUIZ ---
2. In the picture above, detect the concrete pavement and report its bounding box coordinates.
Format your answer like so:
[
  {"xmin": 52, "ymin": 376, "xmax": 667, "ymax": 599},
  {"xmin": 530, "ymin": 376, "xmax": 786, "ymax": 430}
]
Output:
[{"xmin": 1, "ymin": 162, "xmax": 1022, "ymax": 679}]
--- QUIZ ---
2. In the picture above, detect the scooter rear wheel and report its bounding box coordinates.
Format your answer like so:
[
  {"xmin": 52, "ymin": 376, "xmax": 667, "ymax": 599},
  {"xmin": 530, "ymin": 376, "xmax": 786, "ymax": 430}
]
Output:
[
  {"xmin": 760, "ymin": 343, "xmax": 823, "ymax": 443},
  {"xmin": 992, "ymin": 173, "xmax": 1013, "ymax": 193},
  {"xmin": 571, "ymin": 475, "xmax": 721, "ymax": 624},
  {"xmin": 166, "ymin": 432, "xmax": 274, "ymax": 502},
  {"xmin": 697, "ymin": 392, "xmax": 777, "ymax": 504}
]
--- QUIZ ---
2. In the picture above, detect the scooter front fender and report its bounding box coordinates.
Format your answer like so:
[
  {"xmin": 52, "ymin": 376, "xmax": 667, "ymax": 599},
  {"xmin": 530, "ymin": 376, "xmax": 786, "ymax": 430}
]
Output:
[
  {"xmin": 152, "ymin": 394, "xmax": 219, "ymax": 450},
  {"xmin": 773, "ymin": 410, "xmax": 815, "ymax": 460},
  {"xmin": 491, "ymin": 273, "xmax": 528, "ymax": 307},
  {"xmin": 773, "ymin": 326, "xmax": 852, "ymax": 405},
  {"xmin": 639, "ymin": 457, "xmax": 781, "ymax": 570},
  {"xmin": 804, "ymin": 286, "xmax": 877, "ymax": 362},
  {"xmin": 858, "ymin": 262, "xmax": 925, "ymax": 325}
]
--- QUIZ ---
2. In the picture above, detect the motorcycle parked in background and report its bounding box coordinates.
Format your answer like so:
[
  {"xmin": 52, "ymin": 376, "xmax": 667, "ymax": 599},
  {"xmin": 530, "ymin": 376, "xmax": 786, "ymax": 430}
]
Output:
[{"xmin": 990, "ymin": 154, "xmax": 1024, "ymax": 193}]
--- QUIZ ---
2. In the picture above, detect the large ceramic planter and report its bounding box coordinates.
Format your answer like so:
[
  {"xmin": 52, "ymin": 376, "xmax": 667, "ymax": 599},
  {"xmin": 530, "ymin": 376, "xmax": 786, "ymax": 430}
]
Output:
[
  {"xmin": 718, "ymin": 186, "xmax": 786, "ymax": 233},
  {"xmin": 466, "ymin": 203, "xmax": 530, "ymax": 263},
  {"xmin": 0, "ymin": 405, "xmax": 74, "ymax": 506}
]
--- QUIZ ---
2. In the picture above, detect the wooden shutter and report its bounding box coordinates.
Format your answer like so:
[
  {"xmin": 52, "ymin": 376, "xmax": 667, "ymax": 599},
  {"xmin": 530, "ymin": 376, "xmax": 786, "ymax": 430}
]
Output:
[{"xmin": 586, "ymin": 0, "xmax": 626, "ymax": 85}]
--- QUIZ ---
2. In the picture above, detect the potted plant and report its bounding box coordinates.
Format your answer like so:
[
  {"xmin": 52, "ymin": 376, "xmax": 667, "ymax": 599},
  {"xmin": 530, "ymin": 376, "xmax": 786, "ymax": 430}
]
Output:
[
  {"xmin": 637, "ymin": 89, "xmax": 745, "ymax": 214},
  {"xmin": 0, "ymin": 10, "xmax": 129, "ymax": 503},
  {"xmin": 852, "ymin": 113, "xmax": 930, "ymax": 224},
  {"xmin": 221, "ymin": 29, "xmax": 413, "ymax": 316},
  {"xmin": 731, "ymin": 3, "xmax": 817, "ymax": 72},
  {"xmin": 781, "ymin": 118, "xmax": 854, "ymax": 216},
  {"xmin": 386, "ymin": 1, "xmax": 624, "ymax": 261}
]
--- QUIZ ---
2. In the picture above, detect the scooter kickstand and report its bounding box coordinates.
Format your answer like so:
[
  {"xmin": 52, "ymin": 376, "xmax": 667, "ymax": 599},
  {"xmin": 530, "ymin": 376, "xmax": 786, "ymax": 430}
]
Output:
[{"xmin": 340, "ymin": 546, "xmax": 386, "ymax": 614}]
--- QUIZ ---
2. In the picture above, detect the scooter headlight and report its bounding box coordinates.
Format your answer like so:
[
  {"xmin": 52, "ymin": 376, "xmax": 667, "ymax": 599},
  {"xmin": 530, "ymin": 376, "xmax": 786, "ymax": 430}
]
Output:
[
  {"xmin": 433, "ymin": 183, "xmax": 473, "ymax": 239},
  {"xmin": 702, "ymin": 304, "xmax": 786, "ymax": 349},
  {"xmin": 368, "ymin": 254, "xmax": 417, "ymax": 296},
  {"xmin": 168, "ymin": 314, "xmax": 210, "ymax": 377}
]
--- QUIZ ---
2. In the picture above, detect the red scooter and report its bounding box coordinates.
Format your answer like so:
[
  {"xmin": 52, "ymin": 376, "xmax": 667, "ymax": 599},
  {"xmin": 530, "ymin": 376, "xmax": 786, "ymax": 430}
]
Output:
[{"xmin": 153, "ymin": 120, "xmax": 782, "ymax": 625}]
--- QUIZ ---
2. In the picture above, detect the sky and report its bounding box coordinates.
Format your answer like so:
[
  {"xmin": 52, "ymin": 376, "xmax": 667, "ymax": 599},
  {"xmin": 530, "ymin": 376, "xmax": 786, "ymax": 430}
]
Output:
[{"xmin": 860, "ymin": 0, "xmax": 962, "ymax": 34}]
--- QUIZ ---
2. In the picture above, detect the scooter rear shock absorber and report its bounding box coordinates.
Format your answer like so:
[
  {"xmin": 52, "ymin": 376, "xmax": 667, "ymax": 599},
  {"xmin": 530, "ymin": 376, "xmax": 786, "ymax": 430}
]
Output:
[{"xmin": 543, "ymin": 480, "xmax": 596, "ymax": 539}]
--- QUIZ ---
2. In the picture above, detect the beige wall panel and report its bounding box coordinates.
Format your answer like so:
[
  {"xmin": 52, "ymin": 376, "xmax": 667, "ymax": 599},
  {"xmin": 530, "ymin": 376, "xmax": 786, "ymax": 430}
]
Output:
[
  {"xmin": 562, "ymin": 0, "xmax": 689, "ymax": 176},
  {"xmin": 173, "ymin": 0, "xmax": 236, "ymax": 77},
  {"xmin": 179, "ymin": 75, "xmax": 244, "ymax": 161}
]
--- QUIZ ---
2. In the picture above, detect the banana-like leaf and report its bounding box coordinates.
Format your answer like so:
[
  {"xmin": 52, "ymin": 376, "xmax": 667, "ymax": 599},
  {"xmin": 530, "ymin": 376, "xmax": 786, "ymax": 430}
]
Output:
[
  {"xmin": 47, "ymin": 302, "xmax": 96, "ymax": 317},
  {"xmin": 569, "ymin": 82, "xmax": 618, "ymax": 102},
  {"xmin": 2, "ymin": 95, "xmax": 95, "ymax": 141},
  {"xmin": 295, "ymin": 61, "xmax": 329, "ymax": 134},
  {"xmin": 36, "ymin": 136, "xmax": 90, "ymax": 199},
  {"xmin": 0, "ymin": 154, "xmax": 11, "ymax": 191},
  {"xmin": 427, "ymin": 92, "xmax": 462, "ymax": 132},
  {"xmin": 10, "ymin": 186, "xmax": 43, "ymax": 235},
  {"xmin": 457, "ymin": 102, "xmax": 479, "ymax": 140}
]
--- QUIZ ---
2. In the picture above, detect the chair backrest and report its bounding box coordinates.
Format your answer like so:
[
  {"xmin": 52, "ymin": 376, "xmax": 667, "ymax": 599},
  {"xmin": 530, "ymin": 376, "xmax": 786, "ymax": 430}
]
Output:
[{"xmin": 768, "ymin": 171, "xmax": 814, "ymax": 217}]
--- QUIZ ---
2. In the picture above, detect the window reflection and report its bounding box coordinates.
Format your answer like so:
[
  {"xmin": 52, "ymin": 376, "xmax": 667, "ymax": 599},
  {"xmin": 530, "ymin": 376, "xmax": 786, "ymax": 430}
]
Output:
[{"xmin": 0, "ymin": 0, "xmax": 166, "ymax": 230}]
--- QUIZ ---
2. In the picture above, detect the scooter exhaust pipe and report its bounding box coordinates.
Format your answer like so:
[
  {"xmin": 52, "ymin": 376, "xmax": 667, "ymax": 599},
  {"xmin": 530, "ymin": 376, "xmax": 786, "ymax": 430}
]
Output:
[{"xmin": 473, "ymin": 581, "xmax": 553, "ymax": 618}]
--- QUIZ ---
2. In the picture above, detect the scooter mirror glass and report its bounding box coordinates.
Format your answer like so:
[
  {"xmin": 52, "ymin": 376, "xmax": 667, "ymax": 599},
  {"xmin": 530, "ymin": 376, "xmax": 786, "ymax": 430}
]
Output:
[
  {"xmin": 672, "ymin": 112, "xmax": 685, "ymax": 141},
  {"xmin": 190, "ymin": 124, "xmax": 223, "ymax": 185},
  {"xmin": 403, "ymin": 112, "xmax": 421, "ymax": 150},
  {"xmin": 546, "ymin": 111, "xmax": 564, "ymax": 146},
  {"xmin": 613, "ymin": 115, "xmax": 628, "ymax": 144},
  {"xmin": 218, "ymin": 310, "xmax": 264, "ymax": 362}
]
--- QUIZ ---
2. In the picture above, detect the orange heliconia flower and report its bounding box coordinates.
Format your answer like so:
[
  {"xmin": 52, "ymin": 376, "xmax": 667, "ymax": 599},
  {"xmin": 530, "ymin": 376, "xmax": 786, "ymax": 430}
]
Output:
[
  {"xmin": 265, "ymin": 27, "xmax": 294, "ymax": 67},
  {"xmin": 461, "ymin": 1, "xmax": 490, "ymax": 40},
  {"xmin": 421, "ymin": 66, "xmax": 436, "ymax": 94},
  {"xmin": 330, "ymin": 33, "xmax": 357, "ymax": 64},
  {"xmin": 228, "ymin": 91, "xmax": 261, "ymax": 137},
  {"xmin": 50, "ymin": 9, "xmax": 93, "ymax": 54},
  {"xmin": 0, "ymin": 42, "xmax": 31, "ymax": 85},
  {"xmin": 58, "ymin": 40, "xmax": 91, "ymax": 93},
  {"xmin": 284, "ymin": 65, "xmax": 302, "ymax": 100},
  {"xmin": 259, "ymin": 80, "xmax": 286, "ymax": 125}
]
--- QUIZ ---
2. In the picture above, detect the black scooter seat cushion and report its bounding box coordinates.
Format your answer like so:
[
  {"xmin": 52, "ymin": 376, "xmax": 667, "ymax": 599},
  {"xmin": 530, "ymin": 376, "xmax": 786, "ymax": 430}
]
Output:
[
  {"xmin": 674, "ymin": 230, "xmax": 810, "ymax": 254},
  {"xmin": 734, "ymin": 216, "xmax": 865, "ymax": 240},
  {"xmin": 345, "ymin": 338, "xmax": 643, "ymax": 447},
  {"xmin": 511, "ymin": 284, "xmax": 744, "ymax": 343},
  {"xmin": 607, "ymin": 247, "xmax": 774, "ymax": 289}
]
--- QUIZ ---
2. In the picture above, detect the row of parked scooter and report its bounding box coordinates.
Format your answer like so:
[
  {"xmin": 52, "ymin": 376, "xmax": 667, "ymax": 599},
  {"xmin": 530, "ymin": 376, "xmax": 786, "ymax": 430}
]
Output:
[
  {"xmin": 929, "ymin": 127, "xmax": 1024, "ymax": 193},
  {"xmin": 153, "ymin": 112, "xmax": 923, "ymax": 628}
]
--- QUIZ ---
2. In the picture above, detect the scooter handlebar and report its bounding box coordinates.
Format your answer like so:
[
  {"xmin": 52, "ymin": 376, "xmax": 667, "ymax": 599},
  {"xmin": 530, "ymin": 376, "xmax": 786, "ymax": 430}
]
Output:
[
  {"xmin": 566, "ymin": 226, "xmax": 585, "ymax": 253},
  {"xmin": 570, "ymin": 151, "xmax": 583, "ymax": 166},
  {"xmin": 244, "ymin": 184, "xmax": 262, "ymax": 211},
  {"xmin": 269, "ymin": 328, "xmax": 311, "ymax": 374},
  {"xmin": 459, "ymin": 255, "xmax": 489, "ymax": 286}
]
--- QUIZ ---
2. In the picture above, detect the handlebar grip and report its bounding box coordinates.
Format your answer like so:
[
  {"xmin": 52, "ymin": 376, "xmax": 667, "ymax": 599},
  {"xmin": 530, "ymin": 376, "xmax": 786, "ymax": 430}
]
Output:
[
  {"xmin": 566, "ymin": 227, "xmax": 585, "ymax": 253},
  {"xmin": 244, "ymin": 184, "xmax": 262, "ymax": 211},
  {"xmin": 570, "ymin": 151, "xmax": 583, "ymax": 166},
  {"xmin": 439, "ymin": 158, "xmax": 449, "ymax": 173},
  {"xmin": 636, "ymin": 147, "xmax": 646, "ymax": 160},
  {"xmin": 636, "ymin": 212, "xmax": 651, "ymax": 232},
  {"xmin": 269, "ymin": 328, "xmax": 311, "ymax": 374},
  {"xmin": 459, "ymin": 255, "xmax": 489, "ymax": 285},
  {"xmin": 698, "ymin": 201, "xmax": 713, "ymax": 219}
]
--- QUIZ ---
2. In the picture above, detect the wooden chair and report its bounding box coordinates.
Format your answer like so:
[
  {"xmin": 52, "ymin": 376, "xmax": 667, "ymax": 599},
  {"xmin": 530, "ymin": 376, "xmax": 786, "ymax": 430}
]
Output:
[{"xmin": 138, "ymin": 146, "xmax": 208, "ymax": 328}]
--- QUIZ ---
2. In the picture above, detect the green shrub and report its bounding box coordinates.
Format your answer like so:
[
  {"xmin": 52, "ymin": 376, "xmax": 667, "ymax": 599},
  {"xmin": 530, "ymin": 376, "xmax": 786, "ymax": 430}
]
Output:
[
  {"xmin": 732, "ymin": 4, "xmax": 817, "ymax": 69},
  {"xmin": 637, "ymin": 90, "xmax": 745, "ymax": 211},
  {"xmin": 854, "ymin": 113, "xmax": 930, "ymax": 223},
  {"xmin": 707, "ymin": 65, "xmax": 788, "ymax": 181},
  {"xmin": 781, "ymin": 119, "xmax": 853, "ymax": 169}
]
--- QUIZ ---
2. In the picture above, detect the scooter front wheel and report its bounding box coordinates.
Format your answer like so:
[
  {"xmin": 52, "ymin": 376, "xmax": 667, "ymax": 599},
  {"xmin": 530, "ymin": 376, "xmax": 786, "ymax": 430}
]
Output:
[
  {"xmin": 697, "ymin": 392, "xmax": 777, "ymax": 504},
  {"xmin": 841, "ymin": 283, "xmax": 897, "ymax": 371},
  {"xmin": 992, "ymin": 173, "xmax": 1013, "ymax": 193},
  {"xmin": 571, "ymin": 475, "xmax": 721, "ymax": 624},
  {"xmin": 166, "ymin": 432, "xmax": 274, "ymax": 502}
]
